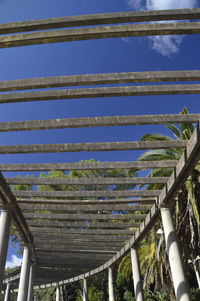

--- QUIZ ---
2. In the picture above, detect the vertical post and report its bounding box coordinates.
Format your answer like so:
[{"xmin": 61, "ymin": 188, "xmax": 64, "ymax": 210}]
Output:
[
  {"xmin": 131, "ymin": 248, "xmax": 144, "ymax": 301},
  {"xmin": 160, "ymin": 206, "xmax": 191, "ymax": 301},
  {"xmin": 17, "ymin": 246, "xmax": 31, "ymax": 301},
  {"xmin": 56, "ymin": 285, "xmax": 60, "ymax": 301},
  {"xmin": 0, "ymin": 209, "xmax": 12, "ymax": 292},
  {"xmin": 27, "ymin": 264, "xmax": 34, "ymax": 301},
  {"xmin": 4, "ymin": 282, "xmax": 11, "ymax": 301},
  {"xmin": 108, "ymin": 267, "xmax": 115, "ymax": 301},
  {"xmin": 83, "ymin": 278, "xmax": 88, "ymax": 301}
]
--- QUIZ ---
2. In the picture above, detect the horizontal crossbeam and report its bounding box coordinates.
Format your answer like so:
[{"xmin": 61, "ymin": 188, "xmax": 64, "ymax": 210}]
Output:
[
  {"xmin": 0, "ymin": 160, "xmax": 177, "ymax": 171},
  {"xmin": 19, "ymin": 203, "xmax": 152, "ymax": 212},
  {"xmin": 0, "ymin": 22, "xmax": 200, "ymax": 49},
  {"xmin": 1, "ymin": 140, "xmax": 187, "ymax": 154},
  {"xmin": 17, "ymin": 198, "xmax": 156, "ymax": 204},
  {"xmin": 0, "ymin": 71, "xmax": 200, "ymax": 93},
  {"xmin": 1, "ymin": 84, "xmax": 200, "ymax": 104},
  {"xmin": 6, "ymin": 176, "xmax": 168, "ymax": 185},
  {"xmin": 0, "ymin": 8, "xmax": 199, "ymax": 34},
  {"xmin": 14, "ymin": 189, "xmax": 161, "ymax": 198}
]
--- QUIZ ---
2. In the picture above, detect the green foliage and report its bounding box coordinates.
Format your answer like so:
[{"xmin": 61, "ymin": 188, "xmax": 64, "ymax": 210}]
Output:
[
  {"xmin": 143, "ymin": 290, "xmax": 169, "ymax": 301},
  {"xmin": 190, "ymin": 288, "xmax": 200, "ymax": 300}
]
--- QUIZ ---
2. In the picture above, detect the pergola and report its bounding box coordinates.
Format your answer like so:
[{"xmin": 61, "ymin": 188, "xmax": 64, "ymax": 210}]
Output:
[{"xmin": 0, "ymin": 7, "xmax": 200, "ymax": 301}]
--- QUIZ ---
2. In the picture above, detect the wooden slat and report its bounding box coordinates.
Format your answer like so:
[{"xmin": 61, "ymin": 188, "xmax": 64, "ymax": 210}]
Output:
[
  {"xmin": 27, "ymin": 220, "xmax": 140, "ymax": 229},
  {"xmin": 35, "ymin": 244, "xmax": 119, "ymax": 252},
  {"xmin": 30, "ymin": 227, "xmax": 135, "ymax": 235},
  {"xmin": 33, "ymin": 233, "xmax": 131, "ymax": 241},
  {"xmin": 1, "ymin": 84, "xmax": 200, "ymax": 104},
  {"xmin": 0, "ymin": 71, "xmax": 200, "ymax": 93},
  {"xmin": 35, "ymin": 248, "xmax": 117, "ymax": 254},
  {"xmin": 35, "ymin": 240, "xmax": 124, "ymax": 247},
  {"xmin": 0, "ymin": 140, "xmax": 187, "ymax": 154},
  {"xmin": 0, "ymin": 160, "xmax": 178, "ymax": 171},
  {"xmin": 0, "ymin": 22, "xmax": 200, "ymax": 49},
  {"xmin": 14, "ymin": 189, "xmax": 161, "ymax": 198},
  {"xmin": 0, "ymin": 114, "xmax": 199, "ymax": 132},
  {"xmin": 19, "ymin": 203, "xmax": 152, "ymax": 212},
  {"xmin": 25, "ymin": 212, "xmax": 146, "ymax": 220},
  {"xmin": 6, "ymin": 176, "xmax": 168, "ymax": 185},
  {"xmin": 17, "ymin": 198, "xmax": 156, "ymax": 204},
  {"xmin": 0, "ymin": 8, "xmax": 199, "ymax": 34}
]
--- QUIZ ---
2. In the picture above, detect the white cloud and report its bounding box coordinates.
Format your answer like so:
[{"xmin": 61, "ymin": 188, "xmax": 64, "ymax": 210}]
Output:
[
  {"xmin": 127, "ymin": 0, "xmax": 198, "ymax": 57},
  {"xmin": 6, "ymin": 255, "xmax": 22, "ymax": 269}
]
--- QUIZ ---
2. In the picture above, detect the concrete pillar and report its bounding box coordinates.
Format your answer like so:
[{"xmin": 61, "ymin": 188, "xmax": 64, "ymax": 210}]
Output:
[
  {"xmin": 4, "ymin": 282, "xmax": 11, "ymax": 301},
  {"xmin": 56, "ymin": 285, "xmax": 60, "ymax": 301},
  {"xmin": 108, "ymin": 267, "xmax": 115, "ymax": 301},
  {"xmin": 83, "ymin": 278, "xmax": 88, "ymax": 301},
  {"xmin": 131, "ymin": 248, "xmax": 144, "ymax": 301},
  {"xmin": 27, "ymin": 264, "xmax": 34, "ymax": 301},
  {"xmin": 17, "ymin": 246, "xmax": 31, "ymax": 301},
  {"xmin": 0, "ymin": 210, "xmax": 12, "ymax": 292},
  {"xmin": 160, "ymin": 206, "xmax": 191, "ymax": 301}
]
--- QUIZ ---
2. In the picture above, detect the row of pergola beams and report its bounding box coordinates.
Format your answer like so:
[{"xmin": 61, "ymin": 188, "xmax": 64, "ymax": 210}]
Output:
[
  {"xmin": 0, "ymin": 8, "xmax": 199, "ymax": 34},
  {"xmin": 0, "ymin": 70, "xmax": 200, "ymax": 93},
  {"xmin": 1, "ymin": 21, "xmax": 200, "ymax": 49}
]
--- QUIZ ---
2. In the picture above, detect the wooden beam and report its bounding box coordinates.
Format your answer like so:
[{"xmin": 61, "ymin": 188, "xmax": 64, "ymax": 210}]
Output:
[
  {"xmin": 35, "ymin": 244, "xmax": 119, "ymax": 252},
  {"xmin": 30, "ymin": 227, "xmax": 135, "ymax": 235},
  {"xmin": 17, "ymin": 198, "xmax": 156, "ymax": 204},
  {"xmin": 35, "ymin": 248, "xmax": 117, "ymax": 254},
  {"xmin": 0, "ymin": 160, "xmax": 177, "ymax": 171},
  {"xmin": 27, "ymin": 220, "xmax": 141, "ymax": 229},
  {"xmin": 25, "ymin": 212, "xmax": 146, "ymax": 220},
  {"xmin": 0, "ymin": 22, "xmax": 200, "ymax": 49},
  {"xmin": 14, "ymin": 189, "xmax": 161, "ymax": 198},
  {"xmin": 0, "ymin": 8, "xmax": 199, "ymax": 34},
  {"xmin": 35, "ymin": 240, "xmax": 124, "ymax": 248},
  {"xmin": 0, "ymin": 71, "xmax": 200, "ymax": 93},
  {"xmin": 1, "ymin": 84, "xmax": 200, "ymax": 104},
  {"xmin": 19, "ymin": 203, "xmax": 152, "ymax": 211},
  {"xmin": 33, "ymin": 233, "xmax": 131, "ymax": 241},
  {"xmin": 0, "ymin": 114, "xmax": 199, "ymax": 132},
  {"xmin": 6, "ymin": 176, "xmax": 168, "ymax": 185}
]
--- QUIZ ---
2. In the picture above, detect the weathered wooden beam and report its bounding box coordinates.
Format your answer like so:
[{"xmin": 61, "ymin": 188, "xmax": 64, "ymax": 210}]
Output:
[
  {"xmin": 0, "ymin": 114, "xmax": 199, "ymax": 132},
  {"xmin": 0, "ymin": 160, "xmax": 177, "ymax": 171},
  {"xmin": 6, "ymin": 176, "xmax": 167, "ymax": 185},
  {"xmin": 17, "ymin": 198, "xmax": 156, "ymax": 204},
  {"xmin": 14, "ymin": 189, "xmax": 161, "ymax": 198},
  {"xmin": 27, "ymin": 220, "xmax": 141, "ymax": 229},
  {"xmin": 1, "ymin": 84, "xmax": 200, "ymax": 104},
  {"xmin": 33, "ymin": 233, "xmax": 131, "ymax": 241},
  {"xmin": 35, "ymin": 244, "xmax": 119, "ymax": 252},
  {"xmin": 35, "ymin": 240, "xmax": 124, "ymax": 248},
  {"xmin": 19, "ymin": 203, "xmax": 152, "ymax": 211},
  {"xmin": 36, "ymin": 251, "xmax": 113, "ymax": 259},
  {"xmin": 30, "ymin": 227, "xmax": 135, "ymax": 235},
  {"xmin": 36, "ymin": 248, "xmax": 117, "ymax": 254},
  {"xmin": 0, "ymin": 8, "xmax": 199, "ymax": 34},
  {"xmin": 25, "ymin": 212, "xmax": 146, "ymax": 220},
  {"xmin": 0, "ymin": 22, "xmax": 200, "ymax": 49},
  {"xmin": 0, "ymin": 71, "xmax": 200, "ymax": 93}
]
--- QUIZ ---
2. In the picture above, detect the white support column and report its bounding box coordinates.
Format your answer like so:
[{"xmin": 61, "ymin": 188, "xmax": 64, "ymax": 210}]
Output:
[
  {"xmin": 0, "ymin": 210, "xmax": 12, "ymax": 292},
  {"xmin": 83, "ymin": 278, "xmax": 88, "ymax": 301},
  {"xmin": 160, "ymin": 206, "xmax": 191, "ymax": 301},
  {"xmin": 56, "ymin": 285, "xmax": 60, "ymax": 301},
  {"xmin": 108, "ymin": 267, "xmax": 115, "ymax": 301},
  {"xmin": 17, "ymin": 246, "xmax": 31, "ymax": 301},
  {"xmin": 4, "ymin": 282, "xmax": 11, "ymax": 301},
  {"xmin": 131, "ymin": 248, "xmax": 144, "ymax": 301},
  {"xmin": 27, "ymin": 264, "xmax": 34, "ymax": 301}
]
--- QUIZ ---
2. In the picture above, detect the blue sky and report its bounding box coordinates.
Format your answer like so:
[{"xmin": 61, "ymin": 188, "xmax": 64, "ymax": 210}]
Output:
[{"xmin": 0, "ymin": 0, "xmax": 200, "ymax": 267}]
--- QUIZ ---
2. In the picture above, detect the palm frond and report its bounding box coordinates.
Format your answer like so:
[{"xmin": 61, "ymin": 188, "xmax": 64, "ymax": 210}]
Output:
[
  {"xmin": 165, "ymin": 124, "xmax": 181, "ymax": 139},
  {"xmin": 140, "ymin": 133, "xmax": 173, "ymax": 141},
  {"xmin": 138, "ymin": 149, "xmax": 180, "ymax": 161}
]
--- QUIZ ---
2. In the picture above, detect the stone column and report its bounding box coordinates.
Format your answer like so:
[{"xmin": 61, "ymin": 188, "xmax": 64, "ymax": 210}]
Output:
[
  {"xmin": 4, "ymin": 282, "xmax": 11, "ymax": 301},
  {"xmin": 0, "ymin": 210, "xmax": 12, "ymax": 292},
  {"xmin": 27, "ymin": 264, "xmax": 34, "ymax": 301},
  {"xmin": 17, "ymin": 246, "xmax": 31, "ymax": 301},
  {"xmin": 83, "ymin": 278, "xmax": 88, "ymax": 301},
  {"xmin": 161, "ymin": 206, "xmax": 191, "ymax": 301},
  {"xmin": 131, "ymin": 248, "xmax": 144, "ymax": 301},
  {"xmin": 108, "ymin": 267, "xmax": 115, "ymax": 301}
]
